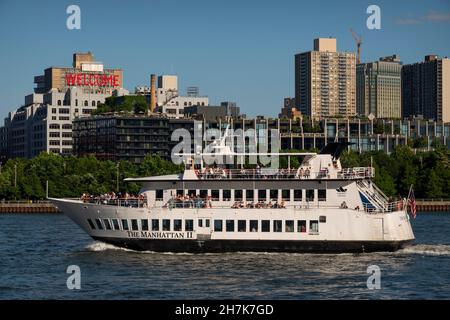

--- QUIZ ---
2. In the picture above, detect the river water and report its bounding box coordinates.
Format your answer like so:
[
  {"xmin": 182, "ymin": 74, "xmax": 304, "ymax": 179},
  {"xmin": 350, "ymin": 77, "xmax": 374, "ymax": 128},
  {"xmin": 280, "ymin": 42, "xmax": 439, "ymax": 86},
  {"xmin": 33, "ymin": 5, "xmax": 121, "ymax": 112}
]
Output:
[{"xmin": 1, "ymin": 213, "xmax": 450, "ymax": 299}]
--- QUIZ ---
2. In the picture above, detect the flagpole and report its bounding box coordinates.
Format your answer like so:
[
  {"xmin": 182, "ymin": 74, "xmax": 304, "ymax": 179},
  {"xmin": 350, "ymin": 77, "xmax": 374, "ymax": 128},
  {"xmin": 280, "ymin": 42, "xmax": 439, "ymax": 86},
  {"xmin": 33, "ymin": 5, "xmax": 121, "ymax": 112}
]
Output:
[
  {"xmin": 406, "ymin": 184, "xmax": 412, "ymax": 214},
  {"xmin": 407, "ymin": 184, "xmax": 412, "ymax": 201}
]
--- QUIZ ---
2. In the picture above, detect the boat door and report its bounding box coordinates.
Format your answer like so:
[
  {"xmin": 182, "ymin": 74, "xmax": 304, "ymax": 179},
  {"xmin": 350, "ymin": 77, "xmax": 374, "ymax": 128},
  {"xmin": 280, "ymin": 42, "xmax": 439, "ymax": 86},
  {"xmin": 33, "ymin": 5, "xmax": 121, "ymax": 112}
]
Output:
[
  {"xmin": 196, "ymin": 217, "xmax": 212, "ymax": 240},
  {"xmin": 372, "ymin": 218, "xmax": 384, "ymax": 240}
]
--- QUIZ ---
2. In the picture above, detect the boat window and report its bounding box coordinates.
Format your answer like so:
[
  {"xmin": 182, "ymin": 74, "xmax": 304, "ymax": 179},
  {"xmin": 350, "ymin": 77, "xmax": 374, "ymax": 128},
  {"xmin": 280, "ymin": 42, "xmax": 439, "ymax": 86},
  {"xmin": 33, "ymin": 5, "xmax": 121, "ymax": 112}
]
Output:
[
  {"xmin": 318, "ymin": 190, "xmax": 327, "ymax": 202},
  {"xmin": 156, "ymin": 190, "xmax": 164, "ymax": 201},
  {"xmin": 121, "ymin": 219, "xmax": 129, "ymax": 231},
  {"xmin": 306, "ymin": 190, "xmax": 314, "ymax": 202},
  {"xmin": 87, "ymin": 219, "xmax": 96, "ymax": 230},
  {"xmin": 223, "ymin": 190, "xmax": 231, "ymax": 201},
  {"xmin": 285, "ymin": 220, "xmax": 294, "ymax": 232},
  {"xmin": 258, "ymin": 189, "xmax": 267, "ymax": 202},
  {"xmin": 211, "ymin": 190, "xmax": 220, "ymax": 201},
  {"xmin": 235, "ymin": 190, "xmax": 243, "ymax": 201},
  {"xmin": 205, "ymin": 219, "xmax": 210, "ymax": 228},
  {"xmin": 141, "ymin": 219, "xmax": 149, "ymax": 231},
  {"xmin": 198, "ymin": 219, "xmax": 203, "ymax": 228},
  {"xmin": 200, "ymin": 190, "xmax": 208, "ymax": 198},
  {"xmin": 319, "ymin": 216, "xmax": 327, "ymax": 223},
  {"xmin": 282, "ymin": 190, "xmax": 290, "ymax": 201},
  {"xmin": 112, "ymin": 219, "xmax": 120, "ymax": 230},
  {"xmin": 214, "ymin": 220, "xmax": 223, "ymax": 232},
  {"xmin": 250, "ymin": 220, "xmax": 258, "ymax": 232},
  {"xmin": 174, "ymin": 219, "xmax": 182, "ymax": 231},
  {"xmin": 261, "ymin": 220, "xmax": 270, "ymax": 232},
  {"xmin": 131, "ymin": 219, "xmax": 139, "ymax": 231},
  {"xmin": 176, "ymin": 190, "xmax": 184, "ymax": 197},
  {"xmin": 188, "ymin": 190, "xmax": 197, "ymax": 197},
  {"xmin": 152, "ymin": 219, "xmax": 159, "ymax": 231},
  {"xmin": 103, "ymin": 219, "xmax": 112, "ymax": 230},
  {"xmin": 273, "ymin": 220, "xmax": 282, "ymax": 232},
  {"xmin": 163, "ymin": 219, "xmax": 171, "ymax": 231},
  {"xmin": 238, "ymin": 220, "xmax": 246, "ymax": 232},
  {"xmin": 298, "ymin": 220, "xmax": 307, "ymax": 232},
  {"xmin": 270, "ymin": 189, "xmax": 278, "ymax": 200},
  {"xmin": 246, "ymin": 189, "xmax": 254, "ymax": 201},
  {"xmin": 226, "ymin": 220, "xmax": 235, "ymax": 232},
  {"xmin": 185, "ymin": 219, "xmax": 194, "ymax": 231},
  {"xmin": 95, "ymin": 219, "xmax": 103, "ymax": 230},
  {"xmin": 310, "ymin": 220, "xmax": 319, "ymax": 233},
  {"xmin": 294, "ymin": 190, "xmax": 302, "ymax": 201}
]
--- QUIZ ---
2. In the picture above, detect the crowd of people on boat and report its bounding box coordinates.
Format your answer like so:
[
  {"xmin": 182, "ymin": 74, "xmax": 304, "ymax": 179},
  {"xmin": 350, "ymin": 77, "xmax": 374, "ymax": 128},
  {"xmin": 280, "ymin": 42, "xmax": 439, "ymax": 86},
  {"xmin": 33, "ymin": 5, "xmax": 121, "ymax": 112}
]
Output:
[
  {"xmin": 196, "ymin": 165, "xmax": 315, "ymax": 180},
  {"xmin": 167, "ymin": 194, "xmax": 287, "ymax": 209},
  {"xmin": 80, "ymin": 192, "xmax": 147, "ymax": 207},
  {"xmin": 232, "ymin": 200, "xmax": 286, "ymax": 209},
  {"xmin": 168, "ymin": 194, "xmax": 212, "ymax": 209}
]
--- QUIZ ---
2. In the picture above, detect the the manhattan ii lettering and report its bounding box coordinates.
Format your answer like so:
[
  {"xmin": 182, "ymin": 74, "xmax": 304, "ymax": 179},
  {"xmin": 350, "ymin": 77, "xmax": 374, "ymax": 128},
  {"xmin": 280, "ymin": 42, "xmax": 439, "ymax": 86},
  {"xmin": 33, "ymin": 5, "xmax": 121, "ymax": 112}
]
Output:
[{"xmin": 126, "ymin": 231, "xmax": 194, "ymax": 239}]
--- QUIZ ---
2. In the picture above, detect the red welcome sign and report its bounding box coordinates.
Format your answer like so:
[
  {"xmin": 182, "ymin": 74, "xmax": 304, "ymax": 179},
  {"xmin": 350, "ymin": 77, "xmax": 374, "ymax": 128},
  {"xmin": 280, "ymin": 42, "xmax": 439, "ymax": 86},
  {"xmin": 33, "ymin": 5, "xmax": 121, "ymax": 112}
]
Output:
[{"xmin": 65, "ymin": 73, "xmax": 119, "ymax": 87}]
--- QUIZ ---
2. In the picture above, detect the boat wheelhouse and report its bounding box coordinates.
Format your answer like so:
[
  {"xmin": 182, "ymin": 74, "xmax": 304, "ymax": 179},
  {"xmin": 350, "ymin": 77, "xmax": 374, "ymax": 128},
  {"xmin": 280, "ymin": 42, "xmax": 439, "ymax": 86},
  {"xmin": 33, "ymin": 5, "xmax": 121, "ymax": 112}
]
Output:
[{"xmin": 50, "ymin": 142, "xmax": 415, "ymax": 253}]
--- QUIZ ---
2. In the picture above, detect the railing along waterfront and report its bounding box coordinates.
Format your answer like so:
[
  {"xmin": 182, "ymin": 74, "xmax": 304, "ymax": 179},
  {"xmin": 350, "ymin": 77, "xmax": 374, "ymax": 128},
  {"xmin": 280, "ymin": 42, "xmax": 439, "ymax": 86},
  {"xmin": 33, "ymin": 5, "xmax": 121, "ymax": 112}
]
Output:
[{"xmin": 195, "ymin": 167, "xmax": 374, "ymax": 180}]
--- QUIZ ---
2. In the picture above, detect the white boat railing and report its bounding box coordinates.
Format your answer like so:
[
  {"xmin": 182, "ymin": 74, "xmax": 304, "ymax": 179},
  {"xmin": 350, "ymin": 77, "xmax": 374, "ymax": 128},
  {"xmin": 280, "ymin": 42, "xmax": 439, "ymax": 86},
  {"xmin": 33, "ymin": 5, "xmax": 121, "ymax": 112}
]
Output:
[{"xmin": 195, "ymin": 167, "xmax": 374, "ymax": 180}]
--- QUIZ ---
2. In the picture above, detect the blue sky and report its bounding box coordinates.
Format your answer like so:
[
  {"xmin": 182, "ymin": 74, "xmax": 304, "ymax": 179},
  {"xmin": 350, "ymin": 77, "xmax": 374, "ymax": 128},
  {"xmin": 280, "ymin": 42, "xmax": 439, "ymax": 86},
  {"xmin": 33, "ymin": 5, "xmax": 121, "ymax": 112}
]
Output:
[{"xmin": 0, "ymin": 0, "xmax": 449, "ymax": 119}]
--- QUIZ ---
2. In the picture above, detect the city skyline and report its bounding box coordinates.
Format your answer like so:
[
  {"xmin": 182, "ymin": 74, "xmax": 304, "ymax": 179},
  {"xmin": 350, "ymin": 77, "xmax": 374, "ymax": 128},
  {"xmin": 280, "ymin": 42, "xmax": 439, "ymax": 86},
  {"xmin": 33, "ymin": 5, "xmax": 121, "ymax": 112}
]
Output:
[{"xmin": 0, "ymin": 0, "xmax": 449, "ymax": 120}]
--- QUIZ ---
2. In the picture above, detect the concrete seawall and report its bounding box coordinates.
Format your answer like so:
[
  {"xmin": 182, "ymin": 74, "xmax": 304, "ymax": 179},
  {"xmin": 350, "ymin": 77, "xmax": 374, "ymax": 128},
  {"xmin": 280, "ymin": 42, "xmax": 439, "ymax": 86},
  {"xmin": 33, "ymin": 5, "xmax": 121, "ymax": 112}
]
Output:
[
  {"xmin": 0, "ymin": 201, "xmax": 60, "ymax": 213},
  {"xmin": 416, "ymin": 200, "xmax": 450, "ymax": 212}
]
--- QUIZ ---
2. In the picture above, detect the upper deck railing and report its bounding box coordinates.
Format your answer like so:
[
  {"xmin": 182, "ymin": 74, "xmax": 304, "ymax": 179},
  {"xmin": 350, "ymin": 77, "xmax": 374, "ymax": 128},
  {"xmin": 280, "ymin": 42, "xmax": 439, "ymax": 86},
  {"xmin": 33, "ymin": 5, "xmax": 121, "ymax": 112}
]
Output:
[
  {"xmin": 81, "ymin": 198, "xmax": 147, "ymax": 208},
  {"xmin": 195, "ymin": 167, "xmax": 374, "ymax": 180}
]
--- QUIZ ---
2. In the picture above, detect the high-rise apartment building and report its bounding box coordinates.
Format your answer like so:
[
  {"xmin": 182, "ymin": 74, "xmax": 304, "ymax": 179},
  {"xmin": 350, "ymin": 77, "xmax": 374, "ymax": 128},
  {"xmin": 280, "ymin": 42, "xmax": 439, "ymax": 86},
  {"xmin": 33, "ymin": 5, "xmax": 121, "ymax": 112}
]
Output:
[
  {"xmin": 402, "ymin": 55, "xmax": 450, "ymax": 122},
  {"xmin": 357, "ymin": 55, "xmax": 402, "ymax": 118},
  {"xmin": 295, "ymin": 38, "xmax": 356, "ymax": 118}
]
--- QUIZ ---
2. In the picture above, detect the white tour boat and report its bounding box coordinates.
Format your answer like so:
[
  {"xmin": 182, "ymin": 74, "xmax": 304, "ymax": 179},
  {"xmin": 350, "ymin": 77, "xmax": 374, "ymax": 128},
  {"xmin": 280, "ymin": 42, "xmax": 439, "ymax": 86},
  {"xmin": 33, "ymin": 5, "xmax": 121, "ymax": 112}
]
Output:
[{"xmin": 50, "ymin": 139, "xmax": 415, "ymax": 253}]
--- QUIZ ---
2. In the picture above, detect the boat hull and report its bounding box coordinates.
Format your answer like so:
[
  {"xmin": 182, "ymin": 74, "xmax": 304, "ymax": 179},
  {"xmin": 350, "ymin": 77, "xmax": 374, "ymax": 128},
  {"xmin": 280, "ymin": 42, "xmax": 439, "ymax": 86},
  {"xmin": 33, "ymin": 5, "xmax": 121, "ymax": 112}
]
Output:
[{"xmin": 92, "ymin": 236, "xmax": 414, "ymax": 253}]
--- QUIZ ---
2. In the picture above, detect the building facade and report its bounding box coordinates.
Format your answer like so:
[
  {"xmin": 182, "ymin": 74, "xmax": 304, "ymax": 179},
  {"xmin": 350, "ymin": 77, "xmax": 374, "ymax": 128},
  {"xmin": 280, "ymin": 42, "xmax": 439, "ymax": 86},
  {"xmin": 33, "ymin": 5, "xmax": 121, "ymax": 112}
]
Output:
[
  {"xmin": 357, "ymin": 55, "xmax": 402, "ymax": 119},
  {"xmin": 0, "ymin": 52, "xmax": 127, "ymax": 159},
  {"xmin": 72, "ymin": 114, "xmax": 450, "ymax": 163},
  {"xmin": 279, "ymin": 98, "xmax": 301, "ymax": 119},
  {"xmin": 295, "ymin": 38, "xmax": 356, "ymax": 118},
  {"xmin": 135, "ymin": 74, "xmax": 209, "ymax": 118},
  {"xmin": 184, "ymin": 102, "xmax": 240, "ymax": 121},
  {"xmin": 402, "ymin": 55, "xmax": 450, "ymax": 122}
]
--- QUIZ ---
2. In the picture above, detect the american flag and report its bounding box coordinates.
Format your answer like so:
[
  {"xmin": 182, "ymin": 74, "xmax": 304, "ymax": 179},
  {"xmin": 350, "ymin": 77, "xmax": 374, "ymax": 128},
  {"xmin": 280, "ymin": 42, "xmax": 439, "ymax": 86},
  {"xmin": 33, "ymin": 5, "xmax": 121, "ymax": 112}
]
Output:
[{"xmin": 409, "ymin": 188, "xmax": 417, "ymax": 219}]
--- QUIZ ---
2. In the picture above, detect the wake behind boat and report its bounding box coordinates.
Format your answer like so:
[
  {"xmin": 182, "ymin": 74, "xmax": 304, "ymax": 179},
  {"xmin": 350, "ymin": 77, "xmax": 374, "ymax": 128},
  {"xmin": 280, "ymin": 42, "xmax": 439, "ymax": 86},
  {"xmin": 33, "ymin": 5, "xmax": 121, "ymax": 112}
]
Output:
[{"xmin": 50, "ymin": 140, "xmax": 415, "ymax": 253}]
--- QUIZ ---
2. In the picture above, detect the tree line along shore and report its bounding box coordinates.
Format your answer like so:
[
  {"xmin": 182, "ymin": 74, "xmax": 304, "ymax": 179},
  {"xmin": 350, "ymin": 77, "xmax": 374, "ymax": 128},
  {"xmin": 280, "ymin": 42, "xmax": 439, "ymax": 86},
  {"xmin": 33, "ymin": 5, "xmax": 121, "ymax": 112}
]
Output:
[{"xmin": 0, "ymin": 145, "xmax": 449, "ymax": 201}]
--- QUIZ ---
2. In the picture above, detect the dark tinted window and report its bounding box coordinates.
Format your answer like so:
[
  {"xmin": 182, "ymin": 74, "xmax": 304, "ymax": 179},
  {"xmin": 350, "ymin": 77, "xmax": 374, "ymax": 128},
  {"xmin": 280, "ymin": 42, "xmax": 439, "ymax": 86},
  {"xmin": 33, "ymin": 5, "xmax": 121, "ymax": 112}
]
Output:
[
  {"xmin": 226, "ymin": 220, "xmax": 235, "ymax": 232},
  {"xmin": 262, "ymin": 220, "xmax": 270, "ymax": 232},
  {"xmin": 87, "ymin": 219, "xmax": 96, "ymax": 230},
  {"xmin": 238, "ymin": 220, "xmax": 246, "ymax": 232},
  {"xmin": 152, "ymin": 219, "xmax": 159, "ymax": 231},
  {"xmin": 214, "ymin": 220, "xmax": 223, "ymax": 232}
]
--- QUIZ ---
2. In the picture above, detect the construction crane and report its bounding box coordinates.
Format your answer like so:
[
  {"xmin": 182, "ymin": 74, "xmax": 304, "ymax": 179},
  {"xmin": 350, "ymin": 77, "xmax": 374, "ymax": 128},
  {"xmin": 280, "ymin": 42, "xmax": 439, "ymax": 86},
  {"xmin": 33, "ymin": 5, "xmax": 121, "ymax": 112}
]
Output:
[{"xmin": 350, "ymin": 28, "xmax": 362, "ymax": 64}]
